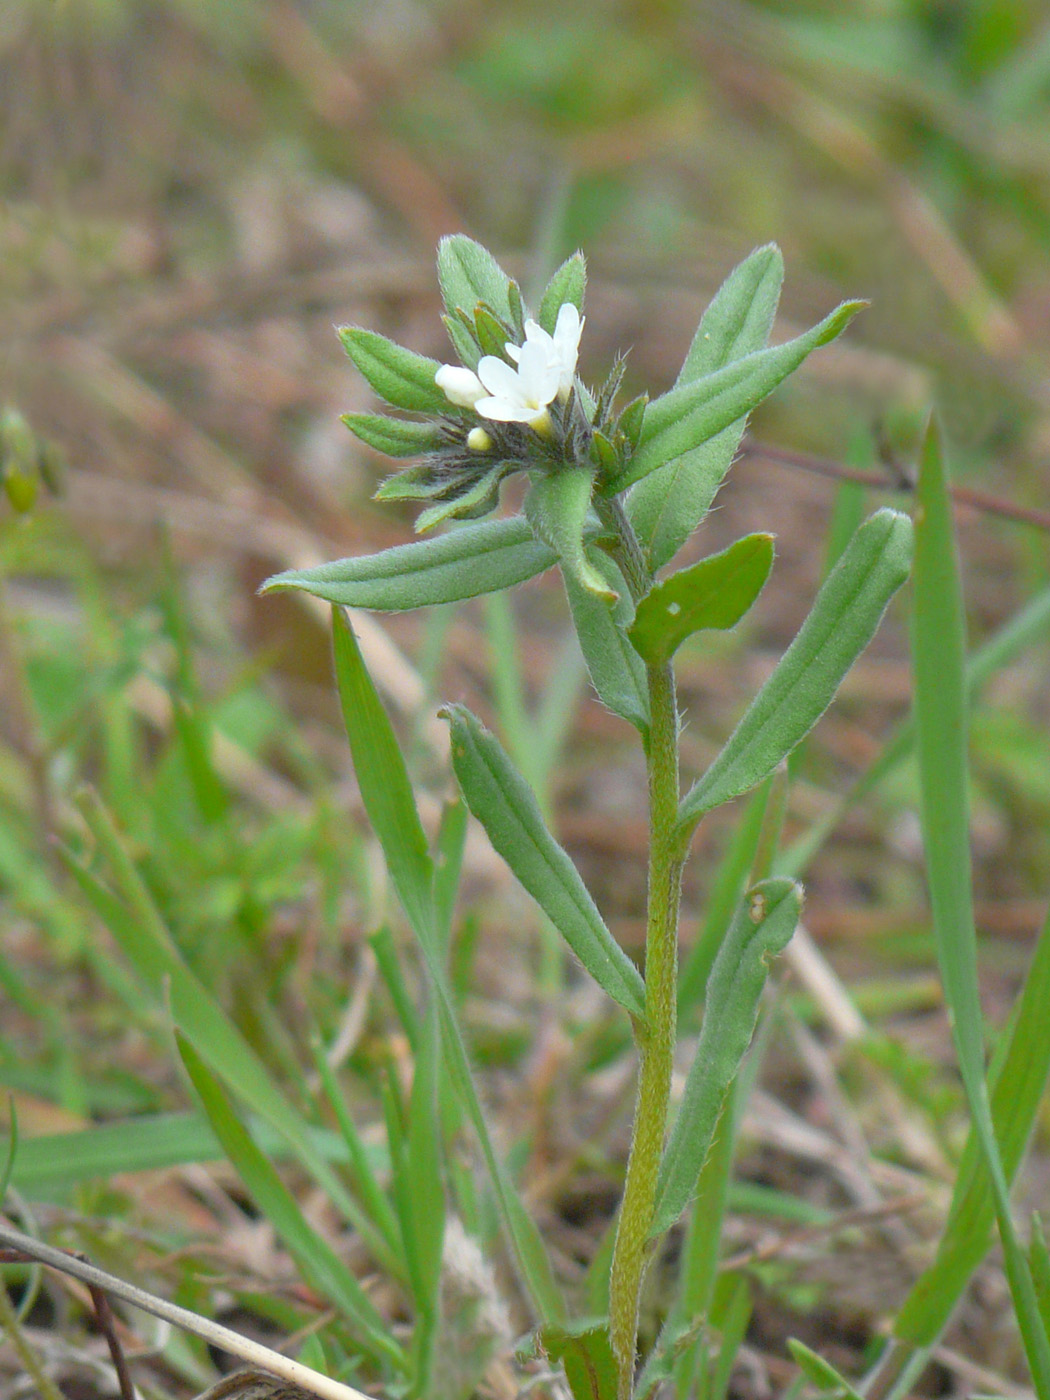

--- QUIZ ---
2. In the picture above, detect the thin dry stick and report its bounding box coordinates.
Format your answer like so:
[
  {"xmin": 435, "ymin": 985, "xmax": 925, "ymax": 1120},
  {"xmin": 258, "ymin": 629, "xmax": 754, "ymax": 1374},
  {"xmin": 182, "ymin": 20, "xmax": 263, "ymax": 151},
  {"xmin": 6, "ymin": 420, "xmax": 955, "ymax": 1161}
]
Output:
[
  {"xmin": 0, "ymin": 1223, "xmax": 377, "ymax": 1400},
  {"xmin": 744, "ymin": 436, "xmax": 1050, "ymax": 535},
  {"xmin": 0, "ymin": 1248, "xmax": 140, "ymax": 1400}
]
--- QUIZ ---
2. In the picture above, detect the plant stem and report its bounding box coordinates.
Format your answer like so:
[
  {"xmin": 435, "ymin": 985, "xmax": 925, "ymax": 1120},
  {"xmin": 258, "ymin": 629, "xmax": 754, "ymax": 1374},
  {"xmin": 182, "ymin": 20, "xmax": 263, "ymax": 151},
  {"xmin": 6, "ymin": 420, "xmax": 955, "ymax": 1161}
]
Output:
[{"xmin": 601, "ymin": 500, "xmax": 685, "ymax": 1400}]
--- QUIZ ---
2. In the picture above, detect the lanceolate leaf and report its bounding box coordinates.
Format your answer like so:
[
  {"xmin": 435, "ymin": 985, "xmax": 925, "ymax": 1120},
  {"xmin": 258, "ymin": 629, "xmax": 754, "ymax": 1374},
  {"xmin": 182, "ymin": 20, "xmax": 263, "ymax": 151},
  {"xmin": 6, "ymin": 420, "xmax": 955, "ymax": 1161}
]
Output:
[
  {"xmin": 608, "ymin": 300, "xmax": 864, "ymax": 496},
  {"xmin": 260, "ymin": 516, "xmax": 556, "ymax": 611},
  {"xmin": 628, "ymin": 245, "xmax": 783, "ymax": 570},
  {"xmin": 338, "ymin": 328, "xmax": 450, "ymax": 416},
  {"xmin": 332, "ymin": 609, "xmax": 433, "ymax": 937},
  {"xmin": 564, "ymin": 551, "xmax": 650, "ymax": 734},
  {"xmin": 526, "ymin": 468, "xmax": 615, "ymax": 600},
  {"xmin": 437, "ymin": 234, "xmax": 517, "ymax": 326},
  {"xmin": 443, "ymin": 704, "xmax": 646, "ymax": 1022},
  {"xmin": 651, "ymin": 879, "xmax": 801, "ymax": 1236},
  {"xmin": 341, "ymin": 413, "xmax": 443, "ymax": 458},
  {"xmin": 629, "ymin": 534, "xmax": 774, "ymax": 666},
  {"xmin": 679, "ymin": 509, "xmax": 912, "ymax": 832},
  {"xmin": 538, "ymin": 252, "xmax": 587, "ymax": 335}
]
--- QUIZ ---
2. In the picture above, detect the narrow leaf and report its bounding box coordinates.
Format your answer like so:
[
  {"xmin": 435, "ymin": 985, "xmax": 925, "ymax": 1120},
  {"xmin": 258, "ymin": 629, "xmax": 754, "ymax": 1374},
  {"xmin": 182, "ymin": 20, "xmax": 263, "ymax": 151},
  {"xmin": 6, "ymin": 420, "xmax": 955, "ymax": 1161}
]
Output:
[
  {"xmin": 338, "ymin": 328, "xmax": 450, "ymax": 416},
  {"xmin": 178, "ymin": 1035, "xmax": 402, "ymax": 1367},
  {"xmin": 442, "ymin": 313, "xmax": 481, "ymax": 370},
  {"xmin": 437, "ymin": 235, "xmax": 516, "ymax": 325},
  {"xmin": 332, "ymin": 609, "xmax": 433, "ymax": 936},
  {"xmin": 443, "ymin": 704, "xmax": 646, "ymax": 1022},
  {"xmin": 676, "ymin": 245, "xmax": 785, "ymax": 388},
  {"xmin": 341, "ymin": 413, "xmax": 443, "ymax": 458},
  {"xmin": 629, "ymin": 533, "xmax": 774, "ymax": 665},
  {"xmin": 895, "ymin": 898, "xmax": 1050, "ymax": 1343},
  {"xmin": 538, "ymin": 252, "xmax": 587, "ymax": 335},
  {"xmin": 538, "ymin": 1320, "xmax": 617, "ymax": 1400},
  {"xmin": 525, "ymin": 469, "xmax": 614, "ymax": 600},
  {"xmin": 63, "ymin": 797, "xmax": 399, "ymax": 1278},
  {"xmin": 679, "ymin": 509, "xmax": 912, "ymax": 832},
  {"xmin": 907, "ymin": 417, "xmax": 1050, "ymax": 1387},
  {"xmin": 651, "ymin": 878, "xmax": 801, "ymax": 1236},
  {"xmin": 563, "ymin": 552, "xmax": 650, "ymax": 735},
  {"xmin": 261, "ymin": 516, "xmax": 556, "ymax": 611},
  {"xmin": 329, "ymin": 619, "xmax": 564, "ymax": 1322},
  {"xmin": 787, "ymin": 1339, "xmax": 863, "ymax": 1400},
  {"xmin": 609, "ymin": 300, "xmax": 863, "ymax": 495},
  {"xmin": 415, "ymin": 465, "xmax": 504, "ymax": 533},
  {"xmin": 626, "ymin": 246, "xmax": 782, "ymax": 569}
]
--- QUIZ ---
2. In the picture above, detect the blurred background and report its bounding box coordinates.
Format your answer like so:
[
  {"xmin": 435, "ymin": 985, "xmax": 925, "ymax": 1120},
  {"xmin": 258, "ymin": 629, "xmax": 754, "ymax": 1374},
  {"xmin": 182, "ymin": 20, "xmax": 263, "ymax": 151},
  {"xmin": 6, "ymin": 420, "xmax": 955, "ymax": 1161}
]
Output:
[{"xmin": 5, "ymin": 0, "xmax": 1050, "ymax": 1393}]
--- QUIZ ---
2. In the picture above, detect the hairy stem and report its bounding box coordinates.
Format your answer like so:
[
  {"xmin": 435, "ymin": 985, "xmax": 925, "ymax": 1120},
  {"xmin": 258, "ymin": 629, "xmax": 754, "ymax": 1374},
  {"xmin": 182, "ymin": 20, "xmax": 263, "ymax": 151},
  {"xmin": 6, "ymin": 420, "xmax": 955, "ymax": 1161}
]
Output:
[{"xmin": 602, "ymin": 500, "xmax": 685, "ymax": 1400}]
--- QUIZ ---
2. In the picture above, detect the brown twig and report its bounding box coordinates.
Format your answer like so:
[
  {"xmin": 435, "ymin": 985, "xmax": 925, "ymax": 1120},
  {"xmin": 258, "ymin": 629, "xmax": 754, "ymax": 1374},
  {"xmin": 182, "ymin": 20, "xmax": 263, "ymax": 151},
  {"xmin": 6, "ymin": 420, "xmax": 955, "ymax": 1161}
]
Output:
[
  {"xmin": 743, "ymin": 435, "xmax": 1050, "ymax": 534},
  {"xmin": 0, "ymin": 1247, "xmax": 137, "ymax": 1400}
]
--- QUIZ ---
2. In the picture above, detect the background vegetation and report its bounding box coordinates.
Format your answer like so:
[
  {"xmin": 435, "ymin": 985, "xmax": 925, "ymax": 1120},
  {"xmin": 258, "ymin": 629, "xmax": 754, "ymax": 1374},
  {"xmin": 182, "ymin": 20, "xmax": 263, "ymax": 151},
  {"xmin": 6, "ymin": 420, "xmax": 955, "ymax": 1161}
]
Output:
[{"xmin": 4, "ymin": 1, "xmax": 1050, "ymax": 1396}]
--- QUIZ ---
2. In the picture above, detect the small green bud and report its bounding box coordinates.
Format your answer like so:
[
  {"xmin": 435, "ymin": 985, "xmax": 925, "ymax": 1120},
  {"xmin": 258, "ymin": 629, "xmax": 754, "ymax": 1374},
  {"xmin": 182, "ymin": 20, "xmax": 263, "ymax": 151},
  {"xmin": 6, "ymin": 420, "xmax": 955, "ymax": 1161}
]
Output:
[{"xmin": 467, "ymin": 426, "xmax": 493, "ymax": 452}]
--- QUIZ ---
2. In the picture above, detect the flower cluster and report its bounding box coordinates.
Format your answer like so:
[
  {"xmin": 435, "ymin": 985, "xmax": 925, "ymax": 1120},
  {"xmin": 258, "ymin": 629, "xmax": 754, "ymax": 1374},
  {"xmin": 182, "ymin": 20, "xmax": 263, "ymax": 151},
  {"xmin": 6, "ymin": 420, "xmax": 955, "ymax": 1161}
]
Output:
[
  {"xmin": 338, "ymin": 238, "xmax": 645, "ymax": 555},
  {"xmin": 435, "ymin": 303, "xmax": 584, "ymax": 433}
]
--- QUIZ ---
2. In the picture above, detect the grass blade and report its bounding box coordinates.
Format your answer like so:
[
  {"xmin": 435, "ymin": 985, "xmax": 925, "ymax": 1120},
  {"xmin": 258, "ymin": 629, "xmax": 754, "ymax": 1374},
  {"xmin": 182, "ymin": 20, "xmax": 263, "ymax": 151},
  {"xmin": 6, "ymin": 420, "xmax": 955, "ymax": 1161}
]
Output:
[
  {"xmin": 178, "ymin": 1035, "xmax": 403, "ymax": 1369},
  {"xmin": 895, "ymin": 897, "xmax": 1050, "ymax": 1341},
  {"xmin": 330, "ymin": 612, "xmax": 565, "ymax": 1323},
  {"xmin": 909, "ymin": 417, "xmax": 1050, "ymax": 1392}
]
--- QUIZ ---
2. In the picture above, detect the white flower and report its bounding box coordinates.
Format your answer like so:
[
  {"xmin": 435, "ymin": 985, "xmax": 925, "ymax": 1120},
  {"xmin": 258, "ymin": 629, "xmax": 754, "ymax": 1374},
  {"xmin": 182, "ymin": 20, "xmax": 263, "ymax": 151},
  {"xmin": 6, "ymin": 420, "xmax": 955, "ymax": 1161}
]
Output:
[
  {"xmin": 506, "ymin": 303, "xmax": 583, "ymax": 401},
  {"xmin": 475, "ymin": 341, "xmax": 560, "ymax": 427},
  {"xmin": 435, "ymin": 364, "xmax": 485, "ymax": 408}
]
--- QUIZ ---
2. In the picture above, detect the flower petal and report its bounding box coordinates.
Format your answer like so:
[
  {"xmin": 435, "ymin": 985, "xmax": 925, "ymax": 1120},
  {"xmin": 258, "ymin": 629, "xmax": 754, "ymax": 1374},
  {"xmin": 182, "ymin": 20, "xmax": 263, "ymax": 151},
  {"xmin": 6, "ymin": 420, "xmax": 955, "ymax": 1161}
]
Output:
[
  {"xmin": 517, "ymin": 340, "xmax": 559, "ymax": 408},
  {"xmin": 475, "ymin": 396, "xmax": 536, "ymax": 422},
  {"xmin": 477, "ymin": 355, "xmax": 524, "ymax": 401},
  {"xmin": 436, "ymin": 364, "xmax": 485, "ymax": 408}
]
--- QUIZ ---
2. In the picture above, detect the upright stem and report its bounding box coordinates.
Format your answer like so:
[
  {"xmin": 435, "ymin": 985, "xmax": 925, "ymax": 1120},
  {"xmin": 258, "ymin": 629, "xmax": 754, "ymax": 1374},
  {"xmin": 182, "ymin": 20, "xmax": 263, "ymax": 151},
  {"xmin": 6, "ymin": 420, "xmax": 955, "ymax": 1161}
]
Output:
[{"xmin": 601, "ymin": 499, "xmax": 686, "ymax": 1400}]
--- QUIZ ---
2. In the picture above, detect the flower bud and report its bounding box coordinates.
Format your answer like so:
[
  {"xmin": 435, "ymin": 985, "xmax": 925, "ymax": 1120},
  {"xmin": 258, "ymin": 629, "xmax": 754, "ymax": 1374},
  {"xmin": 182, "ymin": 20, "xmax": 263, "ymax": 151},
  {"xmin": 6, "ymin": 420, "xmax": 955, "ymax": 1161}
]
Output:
[
  {"xmin": 467, "ymin": 426, "xmax": 493, "ymax": 452},
  {"xmin": 436, "ymin": 364, "xmax": 485, "ymax": 409}
]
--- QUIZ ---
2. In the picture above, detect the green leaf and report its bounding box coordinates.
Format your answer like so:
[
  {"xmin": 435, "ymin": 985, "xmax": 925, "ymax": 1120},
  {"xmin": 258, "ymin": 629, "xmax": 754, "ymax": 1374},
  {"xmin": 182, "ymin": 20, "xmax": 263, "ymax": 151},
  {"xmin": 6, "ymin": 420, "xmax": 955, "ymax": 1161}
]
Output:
[
  {"xmin": 563, "ymin": 551, "xmax": 650, "ymax": 735},
  {"xmin": 62, "ymin": 793, "xmax": 401, "ymax": 1282},
  {"xmin": 609, "ymin": 299, "xmax": 863, "ymax": 496},
  {"xmin": 894, "ymin": 899, "xmax": 1050, "ymax": 1343},
  {"xmin": 260, "ymin": 516, "xmax": 556, "ymax": 611},
  {"xmin": 338, "ymin": 327, "xmax": 450, "ymax": 416},
  {"xmin": 787, "ymin": 1339, "xmax": 863, "ymax": 1400},
  {"xmin": 678, "ymin": 509, "xmax": 912, "ymax": 832},
  {"xmin": 332, "ymin": 609, "xmax": 433, "ymax": 935},
  {"xmin": 538, "ymin": 1320, "xmax": 617, "ymax": 1400},
  {"xmin": 443, "ymin": 704, "xmax": 646, "ymax": 1022},
  {"xmin": 341, "ymin": 413, "xmax": 443, "ymax": 458},
  {"xmin": 437, "ymin": 234, "xmax": 517, "ymax": 325},
  {"xmin": 415, "ymin": 465, "xmax": 505, "ymax": 533},
  {"xmin": 525, "ymin": 468, "xmax": 614, "ymax": 600},
  {"xmin": 651, "ymin": 878, "xmax": 801, "ymax": 1236},
  {"xmin": 538, "ymin": 252, "xmax": 587, "ymax": 334},
  {"xmin": 474, "ymin": 304, "xmax": 512, "ymax": 358},
  {"xmin": 907, "ymin": 417, "xmax": 1050, "ymax": 1388},
  {"xmin": 629, "ymin": 533, "xmax": 774, "ymax": 665},
  {"xmin": 677, "ymin": 246, "xmax": 784, "ymax": 387},
  {"xmin": 177, "ymin": 1035, "xmax": 402, "ymax": 1368},
  {"xmin": 442, "ymin": 312, "xmax": 482, "ymax": 371},
  {"xmin": 627, "ymin": 245, "xmax": 783, "ymax": 569},
  {"xmin": 1032, "ymin": 1217, "xmax": 1050, "ymax": 1338},
  {"xmin": 677, "ymin": 780, "xmax": 773, "ymax": 1019},
  {"xmin": 330, "ymin": 619, "xmax": 564, "ymax": 1323}
]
